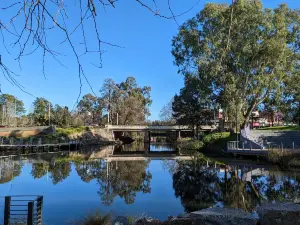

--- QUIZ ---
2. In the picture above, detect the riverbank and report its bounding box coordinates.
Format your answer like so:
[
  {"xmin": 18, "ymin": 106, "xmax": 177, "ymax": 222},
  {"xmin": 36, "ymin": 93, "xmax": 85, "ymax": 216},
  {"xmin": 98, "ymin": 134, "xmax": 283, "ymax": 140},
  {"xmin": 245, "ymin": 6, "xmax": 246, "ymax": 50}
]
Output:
[
  {"xmin": 176, "ymin": 131, "xmax": 300, "ymax": 169},
  {"xmin": 75, "ymin": 202, "xmax": 300, "ymax": 225},
  {"xmin": 177, "ymin": 132, "xmax": 233, "ymax": 156},
  {"xmin": 49, "ymin": 126, "xmax": 116, "ymax": 145}
]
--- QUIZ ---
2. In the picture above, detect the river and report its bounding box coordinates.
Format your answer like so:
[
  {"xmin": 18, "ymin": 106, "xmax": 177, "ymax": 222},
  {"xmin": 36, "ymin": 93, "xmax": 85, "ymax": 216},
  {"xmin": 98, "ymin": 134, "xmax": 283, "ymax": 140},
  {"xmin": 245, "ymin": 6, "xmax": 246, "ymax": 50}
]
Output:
[{"xmin": 0, "ymin": 142, "xmax": 299, "ymax": 224}]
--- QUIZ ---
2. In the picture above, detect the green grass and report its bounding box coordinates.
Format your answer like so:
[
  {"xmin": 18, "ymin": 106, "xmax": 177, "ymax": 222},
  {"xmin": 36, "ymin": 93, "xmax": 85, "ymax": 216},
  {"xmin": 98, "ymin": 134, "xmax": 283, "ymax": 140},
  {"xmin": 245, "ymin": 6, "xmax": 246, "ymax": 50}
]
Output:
[
  {"xmin": 56, "ymin": 126, "xmax": 90, "ymax": 137},
  {"xmin": 259, "ymin": 126, "xmax": 300, "ymax": 131}
]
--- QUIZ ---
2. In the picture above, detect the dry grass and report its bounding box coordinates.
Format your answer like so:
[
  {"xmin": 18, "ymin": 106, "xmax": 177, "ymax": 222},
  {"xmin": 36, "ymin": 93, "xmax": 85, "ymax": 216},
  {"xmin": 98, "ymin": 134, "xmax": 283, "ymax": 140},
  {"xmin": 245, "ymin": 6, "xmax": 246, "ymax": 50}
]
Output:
[
  {"xmin": 267, "ymin": 149, "xmax": 300, "ymax": 169},
  {"xmin": 71, "ymin": 211, "xmax": 111, "ymax": 225}
]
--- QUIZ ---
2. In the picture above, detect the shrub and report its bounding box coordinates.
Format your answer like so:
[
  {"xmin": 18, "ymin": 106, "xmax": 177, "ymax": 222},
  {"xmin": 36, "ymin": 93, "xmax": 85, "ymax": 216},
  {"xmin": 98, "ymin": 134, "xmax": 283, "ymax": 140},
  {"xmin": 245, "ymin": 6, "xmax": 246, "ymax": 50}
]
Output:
[
  {"xmin": 56, "ymin": 126, "xmax": 88, "ymax": 137},
  {"xmin": 72, "ymin": 211, "xmax": 111, "ymax": 225},
  {"xmin": 202, "ymin": 132, "xmax": 230, "ymax": 145},
  {"xmin": 267, "ymin": 149, "xmax": 300, "ymax": 169},
  {"xmin": 178, "ymin": 139, "xmax": 204, "ymax": 156}
]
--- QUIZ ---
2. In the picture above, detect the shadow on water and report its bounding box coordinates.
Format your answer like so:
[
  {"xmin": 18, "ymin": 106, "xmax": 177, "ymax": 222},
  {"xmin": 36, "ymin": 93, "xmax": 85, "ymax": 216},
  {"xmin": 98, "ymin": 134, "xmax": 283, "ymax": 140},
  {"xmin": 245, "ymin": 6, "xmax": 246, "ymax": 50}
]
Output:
[{"xmin": 0, "ymin": 143, "xmax": 300, "ymax": 223}]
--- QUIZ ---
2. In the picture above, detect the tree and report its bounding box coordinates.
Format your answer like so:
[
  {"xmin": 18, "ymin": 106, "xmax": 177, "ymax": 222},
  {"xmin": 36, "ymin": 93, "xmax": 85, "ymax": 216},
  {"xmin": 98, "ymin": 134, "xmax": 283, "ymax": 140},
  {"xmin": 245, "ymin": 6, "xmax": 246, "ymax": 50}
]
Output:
[
  {"xmin": 172, "ymin": 74, "xmax": 213, "ymax": 136},
  {"xmin": 100, "ymin": 79, "xmax": 118, "ymax": 124},
  {"xmin": 99, "ymin": 77, "xmax": 152, "ymax": 125},
  {"xmin": 77, "ymin": 94, "xmax": 102, "ymax": 125},
  {"xmin": 159, "ymin": 98, "xmax": 176, "ymax": 123},
  {"xmin": 172, "ymin": 0, "xmax": 300, "ymax": 128},
  {"xmin": 32, "ymin": 98, "xmax": 52, "ymax": 126},
  {"xmin": 0, "ymin": 94, "xmax": 25, "ymax": 126},
  {"xmin": 52, "ymin": 105, "xmax": 72, "ymax": 127}
]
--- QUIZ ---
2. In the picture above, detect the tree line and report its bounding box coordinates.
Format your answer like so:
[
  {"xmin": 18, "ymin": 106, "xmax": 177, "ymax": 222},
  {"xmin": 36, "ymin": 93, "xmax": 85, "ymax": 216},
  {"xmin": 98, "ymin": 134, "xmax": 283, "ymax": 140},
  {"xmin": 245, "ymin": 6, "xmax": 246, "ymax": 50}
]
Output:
[
  {"xmin": 167, "ymin": 0, "xmax": 300, "ymax": 130},
  {"xmin": 0, "ymin": 77, "xmax": 151, "ymax": 127}
]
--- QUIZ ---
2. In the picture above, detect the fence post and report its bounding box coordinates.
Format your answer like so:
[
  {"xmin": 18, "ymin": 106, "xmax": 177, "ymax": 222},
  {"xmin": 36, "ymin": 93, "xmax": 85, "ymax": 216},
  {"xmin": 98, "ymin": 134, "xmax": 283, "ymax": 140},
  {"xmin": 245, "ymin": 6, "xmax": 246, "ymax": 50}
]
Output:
[
  {"xmin": 4, "ymin": 196, "xmax": 11, "ymax": 225},
  {"xmin": 36, "ymin": 196, "xmax": 43, "ymax": 225},
  {"xmin": 293, "ymin": 142, "xmax": 295, "ymax": 150},
  {"xmin": 243, "ymin": 142, "xmax": 244, "ymax": 150},
  {"xmin": 250, "ymin": 142, "xmax": 252, "ymax": 151},
  {"xmin": 27, "ymin": 201, "xmax": 34, "ymax": 225},
  {"xmin": 281, "ymin": 142, "xmax": 283, "ymax": 152}
]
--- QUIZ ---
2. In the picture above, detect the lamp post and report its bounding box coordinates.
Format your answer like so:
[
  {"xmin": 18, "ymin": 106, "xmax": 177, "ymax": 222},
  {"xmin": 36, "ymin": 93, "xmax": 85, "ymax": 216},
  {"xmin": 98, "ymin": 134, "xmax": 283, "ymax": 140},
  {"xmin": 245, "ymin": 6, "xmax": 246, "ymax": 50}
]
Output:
[{"xmin": 236, "ymin": 102, "xmax": 238, "ymax": 145}]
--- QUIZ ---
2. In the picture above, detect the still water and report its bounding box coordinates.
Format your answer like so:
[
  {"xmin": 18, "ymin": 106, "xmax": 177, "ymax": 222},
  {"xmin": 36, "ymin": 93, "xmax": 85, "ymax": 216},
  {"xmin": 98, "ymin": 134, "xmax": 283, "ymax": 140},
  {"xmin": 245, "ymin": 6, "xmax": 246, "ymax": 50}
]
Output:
[{"xmin": 0, "ymin": 143, "xmax": 299, "ymax": 224}]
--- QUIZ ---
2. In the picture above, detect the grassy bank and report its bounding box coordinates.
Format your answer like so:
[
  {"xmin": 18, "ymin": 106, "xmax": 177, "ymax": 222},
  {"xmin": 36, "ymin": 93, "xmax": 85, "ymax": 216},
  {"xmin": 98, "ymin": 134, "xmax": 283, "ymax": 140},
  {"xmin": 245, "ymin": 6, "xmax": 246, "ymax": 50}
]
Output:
[
  {"xmin": 178, "ymin": 132, "xmax": 233, "ymax": 156},
  {"xmin": 259, "ymin": 126, "xmax": 300, "ymax": 131},
  {"xmin": 56, "ymin": 126, "xmax": 90, "ymax": 137}
]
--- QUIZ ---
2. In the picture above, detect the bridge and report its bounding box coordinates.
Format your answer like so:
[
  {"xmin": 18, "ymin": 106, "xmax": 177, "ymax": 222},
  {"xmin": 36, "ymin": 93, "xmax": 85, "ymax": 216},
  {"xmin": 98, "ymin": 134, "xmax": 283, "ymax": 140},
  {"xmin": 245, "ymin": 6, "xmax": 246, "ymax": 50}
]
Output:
[
  {"xmin": 105, "ymin": 124, "xmax": 216, "ymax": 131},
  {"xmin": 105, "ymin": 124, "xmax": 217, "ymax": 142}
]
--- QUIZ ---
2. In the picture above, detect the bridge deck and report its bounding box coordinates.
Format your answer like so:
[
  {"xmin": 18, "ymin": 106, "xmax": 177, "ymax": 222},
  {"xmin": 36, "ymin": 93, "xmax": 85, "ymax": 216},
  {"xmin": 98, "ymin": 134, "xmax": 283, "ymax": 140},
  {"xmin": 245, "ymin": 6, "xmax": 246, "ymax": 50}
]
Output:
[{"xmin": 105, "ymin": 125, "xmax": 216, "ymax": 131}]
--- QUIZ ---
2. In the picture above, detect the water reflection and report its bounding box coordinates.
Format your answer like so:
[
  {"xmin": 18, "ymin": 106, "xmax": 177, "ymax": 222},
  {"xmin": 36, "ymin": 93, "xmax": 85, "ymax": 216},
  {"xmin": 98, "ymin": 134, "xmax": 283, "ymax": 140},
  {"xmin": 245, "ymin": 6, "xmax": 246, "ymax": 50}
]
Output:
[
  {"xmin": 0, "ymin": 144, "xmax": 299, "ymax": 223},
  {"xmin": 165, "ymin": 159, "xmax": 300, "ymax": 212},
  {"xmin": 114, "ymin": 142, "xmax": 177, "ymax": 154},
  {"xmin": 98, "ymin": 161, "xmax": 152, "ymax": 205}
]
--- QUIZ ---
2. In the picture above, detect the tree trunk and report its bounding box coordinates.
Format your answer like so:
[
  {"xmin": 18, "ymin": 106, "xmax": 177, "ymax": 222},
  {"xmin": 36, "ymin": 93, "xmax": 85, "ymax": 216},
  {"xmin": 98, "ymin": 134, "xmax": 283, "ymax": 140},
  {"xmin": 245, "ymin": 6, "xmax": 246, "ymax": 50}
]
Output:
[{"xmin": 241, "ymin": 103, "xmax": 257, "ymax": 129}]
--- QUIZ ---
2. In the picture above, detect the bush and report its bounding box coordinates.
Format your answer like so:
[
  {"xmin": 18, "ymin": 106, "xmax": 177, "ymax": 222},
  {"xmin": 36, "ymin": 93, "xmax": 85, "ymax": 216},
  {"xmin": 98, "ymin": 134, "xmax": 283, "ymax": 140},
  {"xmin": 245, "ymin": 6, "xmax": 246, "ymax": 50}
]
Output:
[
  {"xmin": 178, "ymin": 139, "xmax": 204, "ymax": 155},
  {"xmin": 267, "ymin": 149, "xmax": 300, "ymax": 169},
  {"xmin": 202, "ymin": 132, "xmax": 230, "ymax": 145},
  {"xmin": 56, "ymin": 126, "xmax": 89, "ymax": 137},
  {"xmin": 72, "ymin": 211, "xmax": 111, "ymax": 225}
]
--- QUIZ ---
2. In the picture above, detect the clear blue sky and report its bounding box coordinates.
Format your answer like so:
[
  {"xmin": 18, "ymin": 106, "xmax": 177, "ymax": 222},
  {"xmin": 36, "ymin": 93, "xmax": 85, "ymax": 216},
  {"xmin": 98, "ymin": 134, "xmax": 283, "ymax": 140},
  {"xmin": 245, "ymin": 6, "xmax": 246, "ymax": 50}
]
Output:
[{"xmin": 1, "ymin": 0, "xmax": 298, "ymax": 120}]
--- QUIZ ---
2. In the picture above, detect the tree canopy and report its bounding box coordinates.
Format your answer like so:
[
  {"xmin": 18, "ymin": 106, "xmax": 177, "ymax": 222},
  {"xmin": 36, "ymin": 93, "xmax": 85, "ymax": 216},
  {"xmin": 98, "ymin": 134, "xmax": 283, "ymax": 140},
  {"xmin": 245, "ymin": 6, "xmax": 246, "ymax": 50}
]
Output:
[
  {"xmin": 0, "ymin": 94, "xmax": 25, "ymax": 126},
  {"xmin": 172, "ymin": 0, "xmax": 300, "ymax": 128}
]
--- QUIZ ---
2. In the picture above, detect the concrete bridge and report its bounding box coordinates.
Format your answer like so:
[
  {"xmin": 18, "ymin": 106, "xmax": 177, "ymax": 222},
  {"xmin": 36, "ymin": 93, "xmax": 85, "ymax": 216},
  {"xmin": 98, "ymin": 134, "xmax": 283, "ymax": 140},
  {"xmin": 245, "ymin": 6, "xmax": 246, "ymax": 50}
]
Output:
[
  {"xmin": 105, "ymin": 124, "xmax": 217, "ymax": 142},
  {"xmin": 105, "ymin": 124, "xmax": 216, "ymax": 131}
]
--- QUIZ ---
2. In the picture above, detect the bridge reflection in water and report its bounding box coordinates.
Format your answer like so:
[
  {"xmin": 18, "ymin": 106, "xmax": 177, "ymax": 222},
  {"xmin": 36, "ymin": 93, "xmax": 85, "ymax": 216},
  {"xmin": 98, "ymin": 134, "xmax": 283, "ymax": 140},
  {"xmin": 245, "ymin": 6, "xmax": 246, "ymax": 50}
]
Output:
[{"xmin": 0, "ymin": 144, "xmax": 300, "ymax": 224}]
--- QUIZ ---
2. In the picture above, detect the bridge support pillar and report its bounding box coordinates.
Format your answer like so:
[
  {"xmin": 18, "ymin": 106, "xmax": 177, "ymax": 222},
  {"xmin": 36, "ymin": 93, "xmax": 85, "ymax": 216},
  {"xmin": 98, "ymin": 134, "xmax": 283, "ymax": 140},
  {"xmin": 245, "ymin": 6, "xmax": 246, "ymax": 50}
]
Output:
[
  {"xmin": 144, "ymin": 131, "xmax": 151, "ymax": 143},
  {"xmin": 176, "ymin": 130, "xmax": 181, "ymax": 141}
]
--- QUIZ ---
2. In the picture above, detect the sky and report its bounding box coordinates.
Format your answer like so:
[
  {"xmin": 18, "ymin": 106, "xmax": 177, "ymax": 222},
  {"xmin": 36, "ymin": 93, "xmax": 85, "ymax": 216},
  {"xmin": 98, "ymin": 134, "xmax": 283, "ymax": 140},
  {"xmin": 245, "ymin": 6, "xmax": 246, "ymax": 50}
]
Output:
[{"xmin": 0, "ymin": 0, "xmax": 299, "ymax": 120}]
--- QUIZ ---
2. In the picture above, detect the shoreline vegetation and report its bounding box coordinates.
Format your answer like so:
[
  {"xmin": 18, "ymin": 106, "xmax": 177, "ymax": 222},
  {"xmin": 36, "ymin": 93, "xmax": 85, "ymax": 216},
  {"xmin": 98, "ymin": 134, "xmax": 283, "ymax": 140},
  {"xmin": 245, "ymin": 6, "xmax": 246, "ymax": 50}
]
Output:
[{"xmin": 177, "ymin": 131, "xmax": 300, "ymax": 170}]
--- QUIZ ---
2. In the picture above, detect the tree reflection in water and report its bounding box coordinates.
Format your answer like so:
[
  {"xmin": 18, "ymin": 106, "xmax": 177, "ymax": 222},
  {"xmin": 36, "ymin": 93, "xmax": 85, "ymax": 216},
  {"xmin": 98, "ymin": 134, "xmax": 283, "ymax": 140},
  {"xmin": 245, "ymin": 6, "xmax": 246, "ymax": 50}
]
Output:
[
  {"xmin": 167, "ymin": 159, "xmax": 300, "ymax": 213},
  {"xmin": 3, "ymin": 155, "xmax": 299, "ymax": 212},
  {"xmin": 75, "ymin": 160, "xmax": 106, "ymax": 183},
  {"xmin": 97, "ymin": 160, "xmax": 152, "ymax": 205},
  {"xmin": 74, "ymin": 159, "xmax": 152, "ymax": 205},
  {"xmin": 251, "ymin": 171, "xmax": 300, "ymax": 202},
  {"xmin": 31, "ymin": 161, "xmax": 71, "ymax": 184},
  {"xmin": 0, "ymin": 160, "xmax": 22, "ymax": 184},
  {"xmin": 172, "ymin": 159, "xmax": 221, "ymax": 211},
  {"xmin": 31, "ymin": 163, "xmax": 49, "ymax": 179}
]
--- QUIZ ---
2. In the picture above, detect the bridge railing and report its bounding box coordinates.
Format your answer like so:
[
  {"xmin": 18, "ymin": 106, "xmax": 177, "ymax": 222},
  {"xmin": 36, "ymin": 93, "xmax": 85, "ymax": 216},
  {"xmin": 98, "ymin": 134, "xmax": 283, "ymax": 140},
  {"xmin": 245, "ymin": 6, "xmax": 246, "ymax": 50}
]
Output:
[
  {"xmin": 105, "ymin": 124, "xmax": 217, "ymax": 130},
  {"xmin": 105, "ymin": 125, "xmax": 190, "ymax": 130}
]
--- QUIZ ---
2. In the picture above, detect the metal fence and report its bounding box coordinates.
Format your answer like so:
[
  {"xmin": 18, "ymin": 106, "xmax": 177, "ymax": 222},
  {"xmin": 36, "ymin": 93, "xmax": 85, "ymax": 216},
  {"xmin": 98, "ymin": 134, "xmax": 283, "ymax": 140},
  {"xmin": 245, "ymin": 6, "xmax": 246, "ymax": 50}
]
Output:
[
  {"xmin": 227, "ymin": 140, "xmax": 300, "ymax": 151},
  {"xmin": 4, "ymin": 195, "xmax": 43, "ymax": 225}
]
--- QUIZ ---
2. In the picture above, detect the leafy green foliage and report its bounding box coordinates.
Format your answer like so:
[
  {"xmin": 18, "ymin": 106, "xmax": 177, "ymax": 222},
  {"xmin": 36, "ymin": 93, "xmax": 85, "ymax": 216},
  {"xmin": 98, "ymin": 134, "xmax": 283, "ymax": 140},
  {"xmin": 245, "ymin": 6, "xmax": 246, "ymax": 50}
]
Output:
[
  {"xmin": 77, "ymin": 94, "xmax": 103, "ymax": 125},
  {"xmin": 202, "ymin": 132, "xmax": 230, "ymax": 145},
  {"xmin": 172, "ymin": 74, "xmax": 214, "ymax": 133},
  {"xmin": 178, "ymin": 139, "xmax": 204, "ymax": 154},
  {"xmin": 32, "ymin": 97, "xmax": 52, "ymax": 126},
  {"xmin": 0, "ymin": 94, "xmax": 25, "ymax": 126},
  {"xmin": 100, "ymin": 77, "xmax": 152, "ymax": 125},
  {"xmin": 172, "ymin": 0, "xmax": 300, "ymax": 128},
  {"xmin": 52, "ymin": 105, "xmax": 72, "ymax": 127},
  {"xmin": 56, "ymin": 126, "xmax": 89, "ymax": 137}
]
